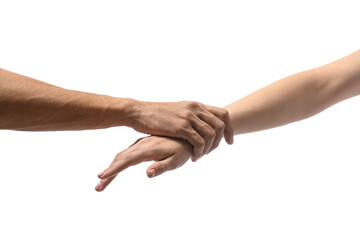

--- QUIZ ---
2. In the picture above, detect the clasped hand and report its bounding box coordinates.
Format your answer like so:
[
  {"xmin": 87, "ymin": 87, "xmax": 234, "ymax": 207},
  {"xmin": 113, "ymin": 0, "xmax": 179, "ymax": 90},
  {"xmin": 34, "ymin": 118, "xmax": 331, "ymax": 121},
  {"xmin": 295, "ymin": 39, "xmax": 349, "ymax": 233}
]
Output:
[
  {"xmin": 96, "ymin": 101, "xmax": 233, "ymax": 191},
  {"xmin": 131, "ymin": 101, "xmax": 234, "ymax": 160}
]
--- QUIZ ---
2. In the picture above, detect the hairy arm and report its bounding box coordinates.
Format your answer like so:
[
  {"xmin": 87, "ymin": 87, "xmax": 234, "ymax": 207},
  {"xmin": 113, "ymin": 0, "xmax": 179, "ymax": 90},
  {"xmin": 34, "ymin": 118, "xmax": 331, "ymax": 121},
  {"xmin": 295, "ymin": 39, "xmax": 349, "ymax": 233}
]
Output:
[
  {"xmin": 96, "ymin": 49, "xmax": 360, "ymax": 191},
  {"xmin": 0, "ymin": 68, "xmax": 233, "ymax": 159},
  {"xmin": 0, "ymin": 68, "xmax": 135, "ymax": 130}
]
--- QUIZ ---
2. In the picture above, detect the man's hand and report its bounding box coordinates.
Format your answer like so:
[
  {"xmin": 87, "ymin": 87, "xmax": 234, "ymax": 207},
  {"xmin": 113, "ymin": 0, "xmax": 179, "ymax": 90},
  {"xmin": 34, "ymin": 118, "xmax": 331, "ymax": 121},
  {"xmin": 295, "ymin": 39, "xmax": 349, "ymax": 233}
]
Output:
[
  {"xmin": 0, "ymin": 69, "xmax": 232, "ymax": 161},
  {"xmin": 130, "ymin": 101, "xmax": 234, "ymax": 161},
  {"xmin": 95, "ymin": 136, "xmax": 192, "ymax": 192}
]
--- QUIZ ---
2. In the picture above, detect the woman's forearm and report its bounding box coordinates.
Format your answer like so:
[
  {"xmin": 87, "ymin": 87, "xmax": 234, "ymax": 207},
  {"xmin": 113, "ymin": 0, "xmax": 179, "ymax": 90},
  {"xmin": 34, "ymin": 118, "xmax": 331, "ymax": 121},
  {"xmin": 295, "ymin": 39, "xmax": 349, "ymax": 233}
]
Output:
[
  {"xmin": 0, "ymin": 68, "xmax": 135, "ymax": 130},
  {"xmin": 96, "ymin": 50, "xmax": 360, "ymax": 189},
  {"xmin": 225, "ymin": 50, "xmax": 360, "ymax": 135}
]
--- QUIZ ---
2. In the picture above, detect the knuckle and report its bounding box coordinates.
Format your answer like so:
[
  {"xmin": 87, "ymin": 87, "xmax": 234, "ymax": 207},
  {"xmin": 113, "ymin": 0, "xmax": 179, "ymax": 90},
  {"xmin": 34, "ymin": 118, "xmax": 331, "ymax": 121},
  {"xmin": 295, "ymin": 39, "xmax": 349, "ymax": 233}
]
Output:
[
  {"xmin": 207, "ymin": 128, "xmax": 216, "ymax": 139},
  {"xmin": 195, "ymin": 138, "xmax": 205, "ymax": 147},
  {"xmin": 157, "ymin": 163, "xmax": 167, "ymax": 173},
  {"xmin": 138, "ymin": 137, "xmax": 150, "ymax": 145},
  {"xmin": 156, "ymin": 164, "xmax": 163, "ymax": 173},
  {"xmin": 188, "ymin": 101, "xmax": 198, "ymax": 108},
  {"xmin": 219, "ymin": 109, "xmax": 229, "ymax": 118},
  {"xmin": 120, "ymin": 153, "xmax": 131, "ymax": 164},
  {"xmin": 179, "ymin": 120, "xmax": 190, "ymax": 130},
  {"xmin": 216, "ymin": 121, "xmax": 225, "ymax": 132},
  {"xmin": 185, "ymin": 101, "xmax": 201, "ymax": 110},
  {"xmin": 183, "ymin": 110, "xmax": 193, "ymax": 119}
]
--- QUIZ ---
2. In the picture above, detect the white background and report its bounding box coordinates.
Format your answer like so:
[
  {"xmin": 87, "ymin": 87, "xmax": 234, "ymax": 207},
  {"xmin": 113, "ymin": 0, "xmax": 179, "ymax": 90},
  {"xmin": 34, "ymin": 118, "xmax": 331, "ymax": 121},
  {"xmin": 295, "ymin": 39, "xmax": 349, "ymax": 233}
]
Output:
[{"xmin": 0, "ymin": 0, "xmax": 360, "ymax": 239}]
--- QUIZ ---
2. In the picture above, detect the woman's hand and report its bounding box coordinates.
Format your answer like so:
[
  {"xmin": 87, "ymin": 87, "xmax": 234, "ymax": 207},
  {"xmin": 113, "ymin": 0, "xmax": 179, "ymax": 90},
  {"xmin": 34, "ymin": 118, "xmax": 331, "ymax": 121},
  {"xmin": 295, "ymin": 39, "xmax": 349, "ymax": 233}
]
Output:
[{"xmin": 95, "ymin": 136, "xmax": 192, "ymax": 192}]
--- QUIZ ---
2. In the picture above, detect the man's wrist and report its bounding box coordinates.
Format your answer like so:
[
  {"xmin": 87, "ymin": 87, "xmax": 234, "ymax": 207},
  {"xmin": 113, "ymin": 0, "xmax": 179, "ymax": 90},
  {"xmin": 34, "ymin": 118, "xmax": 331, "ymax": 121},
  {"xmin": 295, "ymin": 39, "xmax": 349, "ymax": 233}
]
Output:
[{"xmin": 111, "ymin": 97, "xmax": 141, "ymax": 128}]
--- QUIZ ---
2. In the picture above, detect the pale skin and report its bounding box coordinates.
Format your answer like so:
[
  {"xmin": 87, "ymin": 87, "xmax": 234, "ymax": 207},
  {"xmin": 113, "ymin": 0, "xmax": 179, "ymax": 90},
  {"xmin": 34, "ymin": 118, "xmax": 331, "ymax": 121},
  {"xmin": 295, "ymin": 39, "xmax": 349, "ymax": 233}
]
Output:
[
  {"xmin": 0, "ymin": 69, "xmax": 234, "ymax": 160},
  {"xmin": 96, "ymin": 49, "xmax": 360, "ymax": 191}
]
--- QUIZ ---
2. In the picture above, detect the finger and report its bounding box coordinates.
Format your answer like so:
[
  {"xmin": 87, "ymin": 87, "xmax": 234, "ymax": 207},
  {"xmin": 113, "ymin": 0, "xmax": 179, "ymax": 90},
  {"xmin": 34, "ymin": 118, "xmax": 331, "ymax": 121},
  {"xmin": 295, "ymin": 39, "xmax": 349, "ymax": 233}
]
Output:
[
  {"xmin": 95, "ymin": 175, "xmax": 117, "ymax": 192},
  {"xmin": 197, "ymin": 111, "xmax": 225, "ymax": 154},
  {"xmin": 189, "ymin": 115, "xmax": 216, "ymax": 157},
  {"xmin": 205, "ymin": 106, "xmax": 234, "ymax": 145},
  {"xmin": 180, "ymin": 127, "xmax": 205, "ymax": 162},
  {"xmin": 98, "ymin": 150, "xmax": 151, "ymax": 180}
]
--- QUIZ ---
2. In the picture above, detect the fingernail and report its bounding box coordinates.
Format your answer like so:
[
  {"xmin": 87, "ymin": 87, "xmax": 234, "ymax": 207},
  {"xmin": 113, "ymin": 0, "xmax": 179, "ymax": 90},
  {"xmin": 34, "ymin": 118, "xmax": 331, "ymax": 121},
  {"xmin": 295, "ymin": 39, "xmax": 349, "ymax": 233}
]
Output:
[
  {"xmin": 95, "ymin": 182, "xmax": 102, "ymax": 191},
  {"xmin": 150, "ymin": 169, "xmax": 156, "ymax": 178},
  {"xmin": 98, "ymin": 171, "xmax": 105, "ymax": 178}
]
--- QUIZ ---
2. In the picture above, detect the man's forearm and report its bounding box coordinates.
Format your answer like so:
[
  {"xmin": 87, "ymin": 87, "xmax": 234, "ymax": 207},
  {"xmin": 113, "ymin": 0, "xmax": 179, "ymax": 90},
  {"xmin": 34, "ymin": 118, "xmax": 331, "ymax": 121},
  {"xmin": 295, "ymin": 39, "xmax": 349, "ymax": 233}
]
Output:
[
  {"xmin": 0, "ymin": 68, "xmax": 234, "ymax": 159},
  {"xmin": 0, "ymin": 68, "xmax": 136, "ymax": 131},
  {"xmin": 225, "ymin": 50, "xmax": 360, "ymax": 135}
]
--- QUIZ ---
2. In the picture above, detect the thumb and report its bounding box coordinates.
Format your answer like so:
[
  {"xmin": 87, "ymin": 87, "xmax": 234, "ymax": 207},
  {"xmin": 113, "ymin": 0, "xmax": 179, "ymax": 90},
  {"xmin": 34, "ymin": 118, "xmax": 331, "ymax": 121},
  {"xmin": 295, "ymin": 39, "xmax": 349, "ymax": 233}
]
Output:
[{"xmin": 146, "ymin": 161, "xmax": 171, "ymax": 178}]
